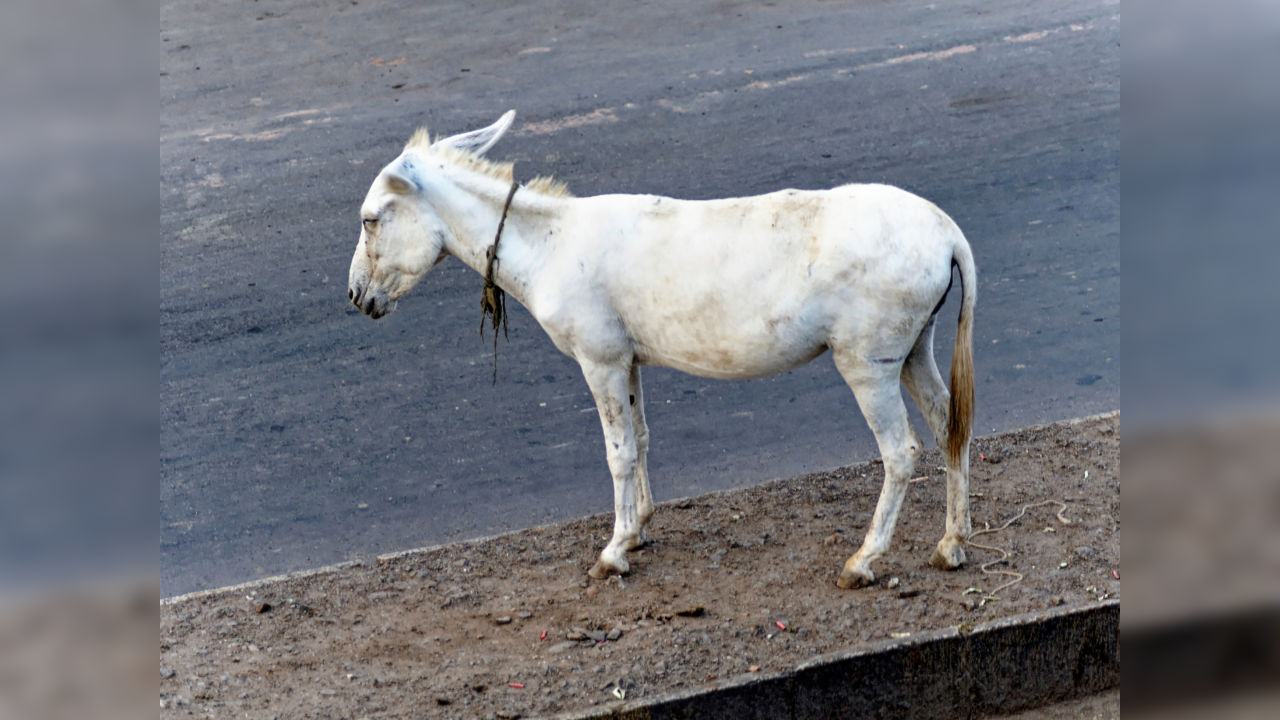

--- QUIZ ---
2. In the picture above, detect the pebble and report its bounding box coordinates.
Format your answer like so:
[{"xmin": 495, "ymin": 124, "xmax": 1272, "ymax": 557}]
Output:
[
  {"xmin": 585, "ymin": 630, "xmax": 607, "ymax": 643},
  {"xmin": 494, "ymin": 616, "xmax": 512, "ymax": 625},
  {"xmin": 606, "ymin": 628, "xmax": 622, "ymax": 641},
  {"xmin": 515, "ymin": 611, "xmax": 534, "ymax": 620},
  {"xmin": 548, "ymin": 641, "xmax": 579, "ymax": 654},
  {"xmin": 161, "ymin": 668, "xmax": 176, "ymax": 679}
]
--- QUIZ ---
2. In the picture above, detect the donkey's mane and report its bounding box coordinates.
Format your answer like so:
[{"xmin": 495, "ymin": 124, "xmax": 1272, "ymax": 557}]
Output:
[{"xmin": 406, "ymin": 127, "xmax": 573, "ymax": 198}]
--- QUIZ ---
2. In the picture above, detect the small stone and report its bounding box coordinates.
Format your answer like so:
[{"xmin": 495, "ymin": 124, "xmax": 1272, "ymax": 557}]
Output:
[
  {"xmin": 496, "ymin": 712, "xmax": 521, "ymax": 719},
  {"xmin": 586, "ymin": 587, "xmax": 599, "ymax": 597},
  {"xmin": 319, "ymin": 689, "xmax": 337, "ymax": 696},
  {"xmin": 435, "ymin": 695, "xmax": 452, "ymax": 705},
  {"xmin": 494, "ymin": 616, "xmax": 512, "ymax": 625},
  {"xmin": 897, "ymin": 587, "xmax": 921, "ymax": 599},
  {"xmin": 549, "ymin": 641, "xmax": 578, "ymax": 654},
  {"xmin": 1074, "ymin": 546, "xmax": 1099, "ymax": 560},
  {"xmin": 515, "ymin": 611, "xmax": 533, "ymax": 620},
  {"xmin": 606, "ymin": 628, "xmax": 622, "ymax": 641},
  {"xmin": 887, "ymin": 577, "xmax": 900, "ymax": 589},
  {"xmin": 585, "ymin": 630, "xmax": 606, "ymax": 642},
  {"xmin": 1049, "ymin": 596, "xmax": 1065, "ymax": 606},
  {"xmin": 253, "ymin": 602, "xmax": 272, "ymax": 614},
  {"xmin": 565, "ymin": 631, "xmax": 587, "ymax": 641},
  {"xmin": 161, "ymin": 668, "xmax": 176, "ymax": 679}
]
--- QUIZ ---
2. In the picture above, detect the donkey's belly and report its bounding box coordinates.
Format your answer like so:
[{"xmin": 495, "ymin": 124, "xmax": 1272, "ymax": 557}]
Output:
[{"xmin": 630, "ymin": 319, "xmax": 829, "ymax": 380}]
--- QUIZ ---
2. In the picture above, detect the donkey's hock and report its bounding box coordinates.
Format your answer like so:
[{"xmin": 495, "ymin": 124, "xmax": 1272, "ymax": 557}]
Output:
[{"xmin": 347, "ymin": 109, "xmax": 976, "ymax": 589}]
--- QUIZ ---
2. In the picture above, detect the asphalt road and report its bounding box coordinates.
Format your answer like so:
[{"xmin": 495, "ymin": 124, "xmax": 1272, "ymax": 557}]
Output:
[{"xmin": 160, "ymin": 0, "xmax": 1119, "ymax": 597}]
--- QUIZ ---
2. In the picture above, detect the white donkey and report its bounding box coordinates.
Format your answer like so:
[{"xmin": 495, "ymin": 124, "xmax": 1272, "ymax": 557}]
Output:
[{"xmin": 348, "ymin": 110, "xmax": 976, "ymax": 589}]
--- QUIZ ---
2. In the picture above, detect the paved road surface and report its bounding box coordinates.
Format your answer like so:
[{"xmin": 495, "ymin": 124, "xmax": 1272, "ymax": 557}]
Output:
[{"xmin": 161, "ymin": 0, "xmax": 1119, "ymax": 596}]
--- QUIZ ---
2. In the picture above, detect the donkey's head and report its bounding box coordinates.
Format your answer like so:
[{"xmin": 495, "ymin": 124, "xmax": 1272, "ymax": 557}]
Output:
[{"xmin": 347, "ymin": 110, "xmax": 516, "ymax": 318}]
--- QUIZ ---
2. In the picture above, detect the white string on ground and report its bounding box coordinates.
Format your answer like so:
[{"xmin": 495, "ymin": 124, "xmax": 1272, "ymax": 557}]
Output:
[{"xmin": 965, "ymin": 500, "xmax": 1071, "ymax": 605}]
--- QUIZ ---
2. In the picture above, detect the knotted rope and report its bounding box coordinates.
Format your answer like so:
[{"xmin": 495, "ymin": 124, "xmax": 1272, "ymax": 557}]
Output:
[{"xmin": 480, "ymin": 180, "xmax": 520, "ymax": 383}]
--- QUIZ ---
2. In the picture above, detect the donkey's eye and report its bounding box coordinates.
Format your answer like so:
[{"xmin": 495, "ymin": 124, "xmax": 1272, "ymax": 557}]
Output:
[{"xmin": 362, "ymin": 218, "xmax": 378, "ymax": 232}]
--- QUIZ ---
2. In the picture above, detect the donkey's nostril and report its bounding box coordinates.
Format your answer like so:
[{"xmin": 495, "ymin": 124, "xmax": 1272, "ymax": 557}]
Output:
[{"xmin": 348, "ymin": 288, "xmax": 354, "ymax": 300}]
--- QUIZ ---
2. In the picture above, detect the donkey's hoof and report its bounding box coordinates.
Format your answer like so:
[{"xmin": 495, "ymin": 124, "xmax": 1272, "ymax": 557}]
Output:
[
  {"xmin": 836, "ymin": 564, "xmax": 874, "ymax": 589},
  {"xmin": 588, "ymin": 558, "xmax": 628, "ymax": 579},
  {"xmin": 929, "ymin": 540, "xmax": 966, "ymax": 571}
]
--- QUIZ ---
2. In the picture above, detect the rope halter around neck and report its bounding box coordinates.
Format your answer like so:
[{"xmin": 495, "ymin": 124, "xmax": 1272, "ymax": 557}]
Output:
[{"xmin": 480, "ymin": 179, "xmax": 520, "ymax": 383}]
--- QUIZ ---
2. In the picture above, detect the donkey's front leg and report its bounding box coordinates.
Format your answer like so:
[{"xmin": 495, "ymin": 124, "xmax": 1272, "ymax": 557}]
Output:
[{"xmin": 579, "ymin": 359, "xmax": 642, "ymax": 578}]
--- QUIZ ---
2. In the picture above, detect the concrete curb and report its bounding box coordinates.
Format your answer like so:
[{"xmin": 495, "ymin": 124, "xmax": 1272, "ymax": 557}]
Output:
[
  {"xmin": 556, "ymin": 599, "xmax": 1119, "ymax": 720},
  {"xmin": 160, "ymin": 560, "xmax": 366, "ymax": 606}
]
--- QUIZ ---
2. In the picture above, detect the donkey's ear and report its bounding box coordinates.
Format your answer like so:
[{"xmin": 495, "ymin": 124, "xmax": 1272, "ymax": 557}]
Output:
[
  {"xmin": 434, "ymin": 110, "xmax": 516, "ymax": 156},
  {"xmin": 383, "ymin": 166, "xmax": 416, "ymax": 195}
]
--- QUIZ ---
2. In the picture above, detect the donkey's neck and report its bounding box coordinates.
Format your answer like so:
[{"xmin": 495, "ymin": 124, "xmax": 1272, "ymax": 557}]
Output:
[{"xmin": 429, "ymin": 169, "xmax": 564, "ymax": 308}]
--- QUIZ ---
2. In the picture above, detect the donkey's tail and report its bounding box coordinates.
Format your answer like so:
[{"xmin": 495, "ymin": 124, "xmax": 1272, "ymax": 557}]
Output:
[{"xmin": 947, "ymin": 238, "xmax": 977, "ymax": 466}]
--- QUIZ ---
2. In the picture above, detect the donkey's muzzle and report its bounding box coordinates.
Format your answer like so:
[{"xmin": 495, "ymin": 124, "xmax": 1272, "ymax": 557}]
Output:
[{"xmin": 349, "ymin": 284, "xmax": 395, "ymax": 319}]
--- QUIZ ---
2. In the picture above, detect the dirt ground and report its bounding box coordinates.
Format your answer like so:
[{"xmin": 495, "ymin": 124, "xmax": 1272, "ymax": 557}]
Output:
[{"xmin": 160, "ymin": 412, "xmax": 1120, "ymax": 719}]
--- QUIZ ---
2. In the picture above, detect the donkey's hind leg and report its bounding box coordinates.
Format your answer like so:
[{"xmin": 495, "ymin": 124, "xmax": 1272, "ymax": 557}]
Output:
[
  {"xmin": 900, "ymin": 317, "xmax": 970, "ymax": 571},
  {"xmin": 629, "ymin": 364, "xmax": 655, "ymax": 546},
  {"xmin": 834, "ymin": 352, "xmax": 924, "ymax": 589}
]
